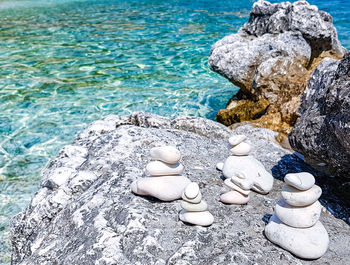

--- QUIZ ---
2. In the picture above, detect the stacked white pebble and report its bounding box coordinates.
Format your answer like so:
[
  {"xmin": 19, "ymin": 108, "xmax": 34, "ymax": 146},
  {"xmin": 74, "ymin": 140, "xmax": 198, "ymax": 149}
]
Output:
[
  {"xmin": 228, "ymin": 135, "xmax": 251, "ymax": 156},
  {"xmin": 179, "ymin": 182, "xmax": 214, "ymax": 226},
  {"xmin": 131, "ymin": 146, "xmax": 191, "ymax": 201},
  {"xmin": 220, "ymin": 135, "xmax": 251, "ymax": 204},
  {"xmin": 265, "ymin": 172, "xmax": 329, "ymax": 259}
]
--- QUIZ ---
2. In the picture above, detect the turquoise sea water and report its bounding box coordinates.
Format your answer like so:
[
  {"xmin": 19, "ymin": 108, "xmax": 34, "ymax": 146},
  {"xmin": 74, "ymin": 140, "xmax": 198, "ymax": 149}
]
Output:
[{"xmin": 0, "ymin": 0, "xmax": 349, "ymax": 263}]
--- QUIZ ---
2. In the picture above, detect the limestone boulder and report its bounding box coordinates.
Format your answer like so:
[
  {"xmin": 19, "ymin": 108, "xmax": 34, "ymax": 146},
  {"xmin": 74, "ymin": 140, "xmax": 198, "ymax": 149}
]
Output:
[
  {"xmin": 10, "ymin": 113, "xmax": 350, "ymax": 264},
  {"xmin": 209, "ymin": 0, "xmax": 346, "ymax": 132}
]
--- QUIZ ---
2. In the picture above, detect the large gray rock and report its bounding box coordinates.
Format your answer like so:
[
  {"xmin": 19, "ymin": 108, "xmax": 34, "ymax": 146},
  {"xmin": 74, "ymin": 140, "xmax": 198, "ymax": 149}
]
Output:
[
  {"xmin": 11, "ymin": 113, "xmax": 350, "ymax": 264},
  {"xmin": 289, "ymin": 53, "xmax": 350, "ymax": 204},
  {"xmin": 209, "ymin": 0, "xmax": 346, "ymax": 131}
]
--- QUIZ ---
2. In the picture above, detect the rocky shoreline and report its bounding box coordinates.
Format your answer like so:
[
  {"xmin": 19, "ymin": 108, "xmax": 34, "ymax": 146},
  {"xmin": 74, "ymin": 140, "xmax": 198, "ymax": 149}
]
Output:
[
  {"xmin": 289, "ymin": 53, "xmax": 350, "ymax": 204},
  {"xmin": 10, "ymin": 0, "xmax": 350, "ymax": 264},
  {"xmin": 210, "ymin": 0, "xmax": 350, "ymax": 206},
  {"xmin": 10, "ymin": 113, "xmax": 350, "ymax": 264},
  {"xmin": 209, "ymin": 0, "xmax": 346, "ymax": 133}
]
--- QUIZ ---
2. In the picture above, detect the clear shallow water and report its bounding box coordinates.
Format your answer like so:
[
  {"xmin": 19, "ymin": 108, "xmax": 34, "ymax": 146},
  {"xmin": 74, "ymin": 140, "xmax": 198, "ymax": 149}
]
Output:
[{"xmin": 0, "ymin": 0, "xmax": 349, "ymax": 263}]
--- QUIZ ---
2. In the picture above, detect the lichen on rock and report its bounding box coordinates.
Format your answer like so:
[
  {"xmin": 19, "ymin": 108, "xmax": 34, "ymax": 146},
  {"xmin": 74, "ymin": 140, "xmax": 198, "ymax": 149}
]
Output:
[{"xmin": 209, "ymin": 0, "xmax": 346, "ymax": 132}]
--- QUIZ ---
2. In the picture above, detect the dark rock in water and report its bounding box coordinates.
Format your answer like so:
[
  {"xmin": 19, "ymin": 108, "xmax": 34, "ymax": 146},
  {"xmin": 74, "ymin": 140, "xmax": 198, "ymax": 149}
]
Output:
[
  {"xmin": 209, "ymin": 0, "xmax": 346, "ymax": 132},
  {"xmin": 217, "ymin": 98, "xmax": 270, "ymax": 126},
  {"xmin": 289, "ymin": 53, "xmax": 350, "ymax": 204},
  {"xmin": 11, "ymin": 113, "xmax": 350, "ymax": 264}
]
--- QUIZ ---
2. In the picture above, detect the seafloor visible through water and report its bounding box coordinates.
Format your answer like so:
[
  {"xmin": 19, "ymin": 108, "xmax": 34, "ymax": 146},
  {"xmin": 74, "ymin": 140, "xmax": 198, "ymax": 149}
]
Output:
[{"xmin": 0, "ymin": 0, "xmax": 349, "ymax": 263}]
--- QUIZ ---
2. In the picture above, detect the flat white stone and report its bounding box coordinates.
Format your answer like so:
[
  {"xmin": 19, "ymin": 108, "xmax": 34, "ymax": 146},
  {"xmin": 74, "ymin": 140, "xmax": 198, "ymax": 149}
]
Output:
[
  {"xmin": 224, "ymin": 178, "xmax": 251, "ymax": 195},
  {"xmin": 275, "ymin": 199, "xmax": 321, "ymax": 228},
  {"xmin": 179, "ymin": 210, "xmax": 214, "ymax": 226},
  {"xmin": 216, "ymin": 162, "xmax": 224, "ymax": 171},
  {"xmin": 265, "ymin": 214, "xmax": 329, "ymax": 259},
  {"xmin": 222, "ymin": 155, "xmax": 273, "ymax": 194},
  {"xmin": 220, "ymin": 190, "xmax": 250, "ymax": 205},
  {"xmin": 184, "ymin": 182, "xmax": 199, "ymax": 199},
  {"xmin": 284, "ymin": 172, "xmax": 315, "ymax": 191},
  {"xmin": 182, "ymin": 190, "xmax": 202, "ymax": 203},
  {"xmin": 230, "ymin": 142, "xmax": 251, "ymax": 156},
  {"xmin": 181, "ymin": 200, "xmax": 208, "ymax": 212},
  {"xmin": 131, "ymin": 175, "xmax": 191, "ymax": 201},
  {"xmin": 146, "ymin": 161, "xmax": 183, "ymax": 176},
  {"xmin": 229, "ymin": 135, "xmax": 247, "ymax": 146},
  {"xmin": 230, "ymin": 174, "xmax": 255, "ymax": 190},
  {"xmin": 150, "ymin": 146, "xmax": 180, "ymax": 164},
  {"xmin": 282, "ymin": 184, "xmax": 322, "ymax": 207}
]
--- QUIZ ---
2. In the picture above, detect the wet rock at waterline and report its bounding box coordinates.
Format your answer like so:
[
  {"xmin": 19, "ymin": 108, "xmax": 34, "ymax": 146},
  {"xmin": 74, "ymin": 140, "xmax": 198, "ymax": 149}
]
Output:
[{"xmin": 209, "ymin": 0, "xmax": 346, "ymax": 132}]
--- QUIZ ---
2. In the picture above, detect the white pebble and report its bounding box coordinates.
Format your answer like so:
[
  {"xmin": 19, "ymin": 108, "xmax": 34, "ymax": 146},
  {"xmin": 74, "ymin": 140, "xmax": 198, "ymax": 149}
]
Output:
[
  {"xmin": 150, "ymin": 146, "xmax": 180, "ymax": 164},
  {"xmin": 224, "ymin": 178, "xmax": 251, "ymax": 195},
  {"xmin": 282, "ymin": 184, "xmax": 322, "ymax": 207},
  {"xmin": 216, "ymin": 162, "xmax": 224, "ymax": 171},
  {"xmin": 131, "ymin": 175, "xmax": 191, "ymax": 201},
  {"xmin": 182, "ymin": 190, "xmax": 202, "ymax": 203},
  {"xmin": 184, "ymin": 182, "xmax": 200, "ymax": 199},
  {"xmin": 146, "ymin": 161, "xmax": 183, "ymax": 176},
  {"xmin": 265, "ymin": 214, "xmax": 329, "ymax": 259},
  {"xmin": 230, "ymin": 142, "xmax": 251, "ymax": 156},
  {"xmin": 275, "ymin": 199, "xmax": 321, "ymax": 228},
  {"xmin": 181, "ymin": 200, "xmax": 208, "ymax": 212},
  {"xmin": 179, "ymin": 210, "xmax": 214, "ymax": 226},
  {"xmin": 229, "ymin": 135, "xmax": 247, "ymax": 146},
  {"xmin": 285, "ymin": 172, "xmax": 315, "ymax": 191}
]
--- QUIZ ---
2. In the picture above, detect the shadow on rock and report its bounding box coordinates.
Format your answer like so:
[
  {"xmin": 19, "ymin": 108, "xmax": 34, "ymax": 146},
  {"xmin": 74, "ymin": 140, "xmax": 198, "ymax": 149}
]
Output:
[{"xmin": 272, "ymin": 154, "xmax": 350, "ymax": 225}]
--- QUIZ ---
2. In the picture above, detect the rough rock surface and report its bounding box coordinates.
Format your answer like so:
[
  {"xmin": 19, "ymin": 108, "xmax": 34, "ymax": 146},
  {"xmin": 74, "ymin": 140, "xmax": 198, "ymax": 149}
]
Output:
[
  {"xmin": 289, "ymin": 53, "xmax": 350, "ymax": 204},
  {"xmin": 209, "ymin": 0, "xmax": 346, "ymax": 132},
  {"xmin": 11, "ymin": 113, "xmax": 350, "ymax": 264}
]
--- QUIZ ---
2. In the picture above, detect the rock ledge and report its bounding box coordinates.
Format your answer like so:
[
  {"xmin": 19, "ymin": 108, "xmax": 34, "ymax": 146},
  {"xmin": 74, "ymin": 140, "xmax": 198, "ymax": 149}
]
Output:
[{"xmin": 11, "ymin": 113, "xmax": 350, "ymax": 265}]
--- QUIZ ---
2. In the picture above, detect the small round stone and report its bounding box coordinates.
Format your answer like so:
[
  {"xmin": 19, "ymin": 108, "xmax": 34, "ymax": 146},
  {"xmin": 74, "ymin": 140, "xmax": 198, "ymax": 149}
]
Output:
[
  {"xmin": 146, "ymin": 161, "xmax": 183, "ymax": 176},
  {"xmin": 184, "ymin": 182, "xmax": 200, "ymax": 199},
  {"xmin": 229, "ymin": 135, "xmax": 247, "ymax": 146},
  {"xmin": 282, "ymin": 184, "xmax": 322, "ymax": 206},
  {"xmin": 181, "ymin": 200, "xmax": 208, "ymax": 212},
  {"xmin": 275, "ymin": 199, "xmax": 321, "ymax": 228},
  {"xmin": 284, "ymin": 172, "xmax": 315, "ymax": 191},
  {"xmin": 179, "ymin": 210, "xmax": 214, "ymax": 226},
  {"xmin": 216, "ymin": 162, "xmax": 224, "ymax": 171},
  {"xmin": 220, "ymin": 190, "xmax": 250, "ymax": 205},
  {"xmin": 150, "ymin": 146, "xmax": 180, "ymax": 164},
  {"xmin": 224, "ymin": 178, "xmax": 251, "ymax": 195},
  {"xmin": 230, "ymin": 142, "xmax": 251, "ymax": 156},
  {"xmin": 182, "ymin": 190, "xmax": 202, "ymax": 203}
]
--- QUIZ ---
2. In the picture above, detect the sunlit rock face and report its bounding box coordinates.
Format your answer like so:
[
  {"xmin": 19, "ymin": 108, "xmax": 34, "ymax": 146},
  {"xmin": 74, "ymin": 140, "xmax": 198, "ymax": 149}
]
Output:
[
  {"xmin": 209, "ymin": 0, "xmax": 346, "ymax": 133},
  {"xmin": 10, "ymin": 113, "xmax": 350, "ymax": 264}
]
